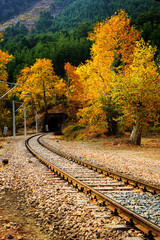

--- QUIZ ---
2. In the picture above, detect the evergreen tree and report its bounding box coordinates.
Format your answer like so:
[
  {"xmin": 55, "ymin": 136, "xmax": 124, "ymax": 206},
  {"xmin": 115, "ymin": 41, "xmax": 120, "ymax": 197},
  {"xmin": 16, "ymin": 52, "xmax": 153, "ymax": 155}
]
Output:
[{"xmin": 35, "ymin": 11, "xmax": 53, "ymax": 33}]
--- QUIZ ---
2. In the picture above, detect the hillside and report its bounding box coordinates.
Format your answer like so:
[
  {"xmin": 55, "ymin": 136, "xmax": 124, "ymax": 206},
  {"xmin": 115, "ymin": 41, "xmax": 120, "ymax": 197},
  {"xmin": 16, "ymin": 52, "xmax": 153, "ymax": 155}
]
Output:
[
  {"xmin": 0, "ymin": 0, "xmax": 159, "ymax": 33},
  {"xmin": 0, "ymin": 0, "xmax": 39, "ymax": 23},
  {"xmin": 0, "ymin": 0, "xmax": 61, "ymax": 32},
  {"xmin": 50, "ymin": 0, "xmax": 160, "ymax": 31}
]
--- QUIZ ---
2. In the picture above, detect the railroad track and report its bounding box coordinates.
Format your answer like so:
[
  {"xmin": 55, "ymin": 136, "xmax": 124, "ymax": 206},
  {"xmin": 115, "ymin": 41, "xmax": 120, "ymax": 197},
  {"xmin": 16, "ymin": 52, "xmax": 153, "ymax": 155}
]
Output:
[{"xmin": 26, "ymin": 134, "xmax": 160, "ymax": 239}]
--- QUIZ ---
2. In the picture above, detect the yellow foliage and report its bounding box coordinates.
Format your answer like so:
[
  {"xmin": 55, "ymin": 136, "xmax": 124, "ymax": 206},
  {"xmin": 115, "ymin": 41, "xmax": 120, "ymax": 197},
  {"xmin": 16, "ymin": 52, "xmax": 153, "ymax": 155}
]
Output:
[
  {"xmin": 54, "ymin": 78, "xmax": 67, "ymax": 97},
  {"xmin": 15, "ymin": 58, "xmax": 60, "ymax": 114},
  {"xmin": 0, "ymin": 47, "xmax": 13, "ymax": 133},
  {"xmin": 0, "ymin": 50, "xmax": 13, "ymax": 82},
  {"xmin": 112, "ymin": 39, "xmax": 160, "ymax": 127},
  {"xmin": 0, "ymin": 47, "xmax": 13, "ymax": 97},
  {"xmin": 0, "ymin": 33, "xmax": 4, "ymax": 42},
  {"xmin": 64, "ymin": 62, "xmax": 82, "ymax": 101},
  {"xmin": 75, "ymin": 10, "xmax": 141, "ymax": 130},
  {"xmin": 88, "ymin": 10, "xmax": 141, "ymax": 67},
  {"xmin": 63, "ymin": 62, "xmax": 84, "ymax": 117}
]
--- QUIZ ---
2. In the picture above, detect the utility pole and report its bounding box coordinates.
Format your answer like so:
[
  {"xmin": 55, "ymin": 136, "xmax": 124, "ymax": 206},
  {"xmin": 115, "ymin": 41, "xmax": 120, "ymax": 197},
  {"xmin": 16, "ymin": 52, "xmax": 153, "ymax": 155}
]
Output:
[
  {"xmin": 0, "ymin": 82, "xmax": 28, "ymax": 138},
  {"xmin": 12, "ymin": 100, "xmax": 16, "ymax": 139},
  {"xmin": 24, "ymin": 105, "xmax": 27, "ymax": 136},
  {"xmin": 0, "ymin": 82, "xmax": 18, "ymax": 139},
  {"xmin": 36, "ymin": 111, "xmax": 38, "ymax": 134},
  {"xmin": 12, "ymin": 101, "xmax": 24, "ymax": 139}
]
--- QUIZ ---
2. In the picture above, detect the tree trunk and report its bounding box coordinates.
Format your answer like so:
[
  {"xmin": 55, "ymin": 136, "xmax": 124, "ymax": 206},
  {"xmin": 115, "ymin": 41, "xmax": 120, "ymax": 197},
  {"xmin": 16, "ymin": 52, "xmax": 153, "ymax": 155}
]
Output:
[
  {"xmin": 129, "ymin": 118, "xmax": 142, "ymax": 145},
  {"xmin": 107, "ymin": 117, "xmax": 118, "ymax": 136}
]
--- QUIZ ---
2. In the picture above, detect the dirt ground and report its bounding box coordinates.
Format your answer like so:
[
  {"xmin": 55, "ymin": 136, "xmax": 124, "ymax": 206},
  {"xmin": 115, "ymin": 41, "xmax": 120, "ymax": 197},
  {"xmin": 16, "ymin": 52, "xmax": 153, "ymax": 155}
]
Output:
[
  {"xmin": 85, "ymin": 133, "xmax": 160, "ymax": 162},
  {"xmin": 0, "ymin": 136, "xmax": 49, "ymax": 240},
  {"xmin": 0, "ymin": 190, "xmax": 48, "ymax": 240}
]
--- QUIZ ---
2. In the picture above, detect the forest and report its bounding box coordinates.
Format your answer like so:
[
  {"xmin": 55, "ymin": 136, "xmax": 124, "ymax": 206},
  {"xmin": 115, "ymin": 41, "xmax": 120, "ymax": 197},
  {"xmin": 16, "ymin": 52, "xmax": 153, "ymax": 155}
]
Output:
[
  {"xmin": 0, "ymin": 0, "xmax": 159, "ymax": 29},
  {"xmin": 50, "ymin": 0, "xmax": 160, "ymax": 32},
  {"xmin": 1, "ymin": 7, "xmax": 160, "ymax": 81},
  {"xmin": 0, "ymin": 2, "xmax": 160, "ymax": 145}
]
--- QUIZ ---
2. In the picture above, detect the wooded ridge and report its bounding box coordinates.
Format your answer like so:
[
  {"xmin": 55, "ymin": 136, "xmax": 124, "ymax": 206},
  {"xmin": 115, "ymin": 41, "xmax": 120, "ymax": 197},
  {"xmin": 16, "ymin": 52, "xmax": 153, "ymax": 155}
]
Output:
[{"xmin": 0, "ymin": 0, "xmax": 159, "ymax": 32}]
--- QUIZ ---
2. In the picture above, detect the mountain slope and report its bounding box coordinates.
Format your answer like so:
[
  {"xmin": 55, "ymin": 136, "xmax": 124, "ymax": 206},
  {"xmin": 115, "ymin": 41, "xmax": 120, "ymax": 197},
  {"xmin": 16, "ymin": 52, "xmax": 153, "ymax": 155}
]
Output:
[
  {"xmin": 0, "ymin": 0, "xmax": 59, "ymax": 32},
  {"xmin": 0, "ymin": 0, "xmax": 39, "ymax": 23},
  {"xmin": 50, "ymin": 0, "xmax": 160, "ymax": 31},
  {"xmin": 50, "ymin": 0, "xmax": 108, "ymax": 32},
  {"xmin": 0, "ymin": 0, "xmax": 159, "ymax": 33}
]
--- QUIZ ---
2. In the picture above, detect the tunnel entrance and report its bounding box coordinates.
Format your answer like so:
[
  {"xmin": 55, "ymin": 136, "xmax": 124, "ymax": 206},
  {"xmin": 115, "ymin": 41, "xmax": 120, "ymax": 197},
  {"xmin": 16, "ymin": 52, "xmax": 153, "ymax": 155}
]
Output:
[{"xmin": 41, "ymin": 113, "xmax": 67, "ymax": 134}]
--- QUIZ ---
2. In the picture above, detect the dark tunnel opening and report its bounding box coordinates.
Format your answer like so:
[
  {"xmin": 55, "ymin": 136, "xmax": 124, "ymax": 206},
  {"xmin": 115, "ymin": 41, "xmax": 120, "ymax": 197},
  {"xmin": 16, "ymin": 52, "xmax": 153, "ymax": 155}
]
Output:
[
  {"xmin": 43, "ymin": 113, "xmax": 67, "ymax": 134},
  {"xmin": 48, "ymin": 117, "xmax": 62, "ymax": 132}
]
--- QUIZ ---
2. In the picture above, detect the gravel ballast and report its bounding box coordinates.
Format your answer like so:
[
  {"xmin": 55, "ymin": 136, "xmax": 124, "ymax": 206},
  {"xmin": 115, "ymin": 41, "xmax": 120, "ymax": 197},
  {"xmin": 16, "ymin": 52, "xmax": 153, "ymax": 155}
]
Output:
[
  {"xmin": 41, "ymin": 134, "xmax": 160, "ymax": 187},
  {"xmin": 0, "ymin": 134, "xmax": 159, "ymax": 239}
]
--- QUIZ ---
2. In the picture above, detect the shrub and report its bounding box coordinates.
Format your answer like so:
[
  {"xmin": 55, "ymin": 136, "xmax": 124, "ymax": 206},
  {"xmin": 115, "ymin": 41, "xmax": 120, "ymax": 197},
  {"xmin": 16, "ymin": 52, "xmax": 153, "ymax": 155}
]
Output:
[{"xmin": 63, "ymin": 124, "xmax": 85, "ymax": 139}]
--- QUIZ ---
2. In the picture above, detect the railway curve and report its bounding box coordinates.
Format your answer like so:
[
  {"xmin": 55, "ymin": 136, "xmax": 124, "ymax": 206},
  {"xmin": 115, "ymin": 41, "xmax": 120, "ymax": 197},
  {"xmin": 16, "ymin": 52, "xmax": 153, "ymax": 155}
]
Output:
[{"xmin": 25, "ymin": 134, "xmax": 160, "ymax": 239}]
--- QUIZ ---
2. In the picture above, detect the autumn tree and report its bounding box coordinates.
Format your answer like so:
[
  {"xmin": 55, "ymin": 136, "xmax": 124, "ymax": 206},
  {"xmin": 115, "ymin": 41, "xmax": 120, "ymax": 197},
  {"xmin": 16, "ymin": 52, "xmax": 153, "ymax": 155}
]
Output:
[
  {"xmin": 64, "ymin": 62, "xmax": 74, "ymax": 101},
  {"xmin": 0, "ymin": 78, "xmax": 11, "ymax": 134},
  {"xmin": 0, "ymin": 34, "xmax": 13, "ymax": 134},
  {"xmin": 88, "ymin": 10, "xmax": 141, "ymax": 68},
  {"xmin": 31, "ymin": 59, "xmax": 59, "ymax": 115},
  {"xmin": 64, "ymin": 62, "xmax": 83, "ymax": 117},
  {"xmin": 76, "ymin": 10, "xmax": 141, "ymax": 134},
  {"xmin": 112, "ymin": 39, "xmax": 160, "ymax": 145},
  {"xmin": 15, "ymin": 67, "xmax": 36, "ymax": 114},
  {"xmin": 16, "ymin": 59, "xmax": 59, "ymax": 116},
  {"xmin": 0, "ymin": 50, "xmax": 13, "ymax": 82},
  {"xmin": 64, "ymin": 62, "xmax": 82, "ymax": 101}
]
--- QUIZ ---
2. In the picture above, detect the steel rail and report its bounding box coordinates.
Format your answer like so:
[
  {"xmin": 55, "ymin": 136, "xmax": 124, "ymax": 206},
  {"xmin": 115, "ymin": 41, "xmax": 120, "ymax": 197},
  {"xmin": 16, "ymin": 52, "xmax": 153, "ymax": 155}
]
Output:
[
  {"xmin": 38, "ymin": 135, "xmax": 160, "ymax": 195},
  {"xmin": 26, "ymin": 134, "xmax": 160, "ymax": 239}
]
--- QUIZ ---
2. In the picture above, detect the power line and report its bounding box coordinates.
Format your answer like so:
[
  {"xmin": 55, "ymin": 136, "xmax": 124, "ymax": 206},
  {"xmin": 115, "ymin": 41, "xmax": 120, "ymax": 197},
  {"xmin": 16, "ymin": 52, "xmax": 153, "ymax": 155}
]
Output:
[
  {"xmin": 0, "ymin": 81, "xmax": 18, "ymax": 85},
  {"xmin": 0, "ymin": 85, "xmax": 18, "ymax": 99},
  {"xmin": 0, "ymin": 81, "xmax": 19, "ymax": 100}
]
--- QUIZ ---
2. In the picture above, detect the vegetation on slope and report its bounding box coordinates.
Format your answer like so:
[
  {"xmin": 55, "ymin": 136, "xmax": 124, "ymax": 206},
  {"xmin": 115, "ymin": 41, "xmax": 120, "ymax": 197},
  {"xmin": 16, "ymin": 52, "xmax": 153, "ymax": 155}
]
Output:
[
  {"xmin": 0, "ymin": 0, "xmax": 39, "ymax": 23},
  {"xmin": 0, "ymin": 0, "xmax": 159, "ymax": 32},
  {"xmin": 1, "ymin": 22, "xmax": 93, "ymax": 81},
  {"xmin": 50, "ymin": 0, "xmax": 159, "ymax": 32}
]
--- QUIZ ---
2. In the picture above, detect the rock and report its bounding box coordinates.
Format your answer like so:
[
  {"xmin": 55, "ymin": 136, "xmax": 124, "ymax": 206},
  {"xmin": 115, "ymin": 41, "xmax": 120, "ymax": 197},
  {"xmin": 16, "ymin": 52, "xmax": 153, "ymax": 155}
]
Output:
[
  {"xmin": 106, "ymin": 224, "xmax": 129, "ymax": 230},
  {"xmin": 17, "ymin": 235, "xmax": 24, "ymax": 240},
  {"xmin": 2, "ymin": 159, "xmax": 8, "ymax": 165},
  {"xmin": 7, "ymin": 235, "xmax": 14, "ymax": 239},
  {"xmin": 4, "ymin": 223, "xmax": 11, "ymax": 229}
]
